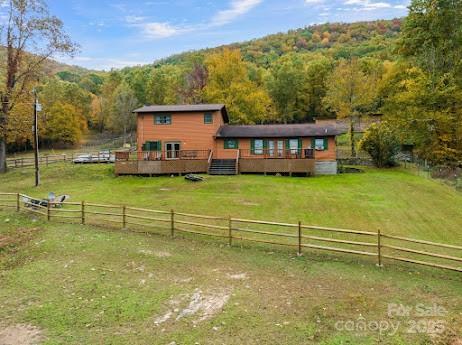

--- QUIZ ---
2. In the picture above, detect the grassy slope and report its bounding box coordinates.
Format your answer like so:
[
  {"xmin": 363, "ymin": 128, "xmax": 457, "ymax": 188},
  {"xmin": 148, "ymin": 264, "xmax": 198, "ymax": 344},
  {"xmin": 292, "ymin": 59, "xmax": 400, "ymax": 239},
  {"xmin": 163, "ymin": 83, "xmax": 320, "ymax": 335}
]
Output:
[
  {"xmin": 1, "ymin": 165, "xmax": 462, "ymax": 344},
  {"xmin": 0, "ymin": 212, "xmax": 461, "ymax": 345},
  {"xmin": 1, "ymin": 163, "xmax": 462, "ymax": 243}
]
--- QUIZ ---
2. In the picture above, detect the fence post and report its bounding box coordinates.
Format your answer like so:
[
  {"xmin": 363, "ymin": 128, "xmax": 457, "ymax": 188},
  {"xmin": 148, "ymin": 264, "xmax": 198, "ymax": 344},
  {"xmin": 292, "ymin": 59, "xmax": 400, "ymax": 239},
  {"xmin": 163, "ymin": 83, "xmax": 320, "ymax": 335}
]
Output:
[
  {"xmin": 297, "ymin": 221, "xmax": 302, "ymax": 256},
  {"xmin": 228, "ymin": 217, "xmax": 233, "ymax": 246},
  {"xmin": 47, "ymin": 201, "xmax": 51, "ymax": 221},
  {"xmin": 377, "ymin": 229, "xmax": 383, "ymax": 267},
  {"xmin": 16, "ymin": 193, "xmax": 20, "ymax": 212},
  {"xmin": 45, "ymin": 155, "xmax": 49, "ymax": 167},
  {"xmin": 81, "ymin": 201, "xmax": 85, "ymax": 225},
  {"xmin": 122, "ymin": 205, "xmax": 127, "ymax": 229},
  {"xmin": 170, "ymin": 209, "xmax": 175, "ymax": 238}
]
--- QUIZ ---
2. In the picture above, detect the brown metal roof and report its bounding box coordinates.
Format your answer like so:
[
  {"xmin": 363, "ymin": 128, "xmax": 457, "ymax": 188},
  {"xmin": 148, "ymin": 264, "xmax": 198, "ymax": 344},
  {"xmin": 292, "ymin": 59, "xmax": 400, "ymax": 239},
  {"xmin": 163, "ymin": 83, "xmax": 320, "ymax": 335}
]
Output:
[
  {"xmin": 216, "ymin": 123, "xmax": 346, "ymax": 138},
  {"xmin": 133, "ymin": 104, "xmax": 229, "ymax": 123}
]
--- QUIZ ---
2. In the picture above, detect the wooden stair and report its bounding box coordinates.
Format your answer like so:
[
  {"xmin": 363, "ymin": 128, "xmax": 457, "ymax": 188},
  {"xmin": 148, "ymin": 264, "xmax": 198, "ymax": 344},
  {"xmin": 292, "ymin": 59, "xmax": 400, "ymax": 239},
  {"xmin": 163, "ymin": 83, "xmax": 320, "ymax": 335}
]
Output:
[{"xmin": 208, "ymin": 159, "xmax": 237, "ymax": 175}]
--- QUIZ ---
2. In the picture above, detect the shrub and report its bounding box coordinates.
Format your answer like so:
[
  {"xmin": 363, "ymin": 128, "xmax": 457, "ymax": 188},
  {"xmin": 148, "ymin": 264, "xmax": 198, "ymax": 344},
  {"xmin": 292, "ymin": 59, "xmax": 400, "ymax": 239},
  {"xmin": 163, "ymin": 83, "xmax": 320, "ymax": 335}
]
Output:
[{"xmin": 360, "ymin": 122, "xmax": 400, "ymax": 168}]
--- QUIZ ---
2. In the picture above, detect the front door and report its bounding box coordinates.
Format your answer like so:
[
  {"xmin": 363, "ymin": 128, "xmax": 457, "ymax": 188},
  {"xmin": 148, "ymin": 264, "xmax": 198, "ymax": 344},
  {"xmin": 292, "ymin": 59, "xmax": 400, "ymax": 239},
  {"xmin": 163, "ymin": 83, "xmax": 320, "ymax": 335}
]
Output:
[{"xmin": 165, "ymin": 142, "xmax": 181, "ymax": 159}]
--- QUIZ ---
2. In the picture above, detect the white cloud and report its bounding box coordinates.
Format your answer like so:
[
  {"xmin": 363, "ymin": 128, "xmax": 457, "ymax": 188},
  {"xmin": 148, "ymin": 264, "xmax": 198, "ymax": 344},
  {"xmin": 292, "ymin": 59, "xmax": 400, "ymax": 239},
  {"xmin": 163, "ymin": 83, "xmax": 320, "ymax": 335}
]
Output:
[
  {"xmin": 58, "ymin": 56, "xmax": 149, "ymax": 70},
  {"xmin": 304, "ymin": 0, "xmax": 324, "ymax": 4},
  {"xmin": 344, "ymin": 0, "xmax": 393, "ymax": 10},
  {"xmin": 211, "ymin": 0, "xmax": 263, "ymax": 26},
  {"xmin": 394, "ymin": 4, "xmax": 407, "ymax": 8},
  {"xmin": 125, "ymin": 15, "xmax": 146, "ymax": 24},
  {"xmin": 142, "ymin": 22, "xmax": 181, "ymax": 38},
  {"xmin": 126, "ymin": 0, "xmax": 263, "ymax": 40}
]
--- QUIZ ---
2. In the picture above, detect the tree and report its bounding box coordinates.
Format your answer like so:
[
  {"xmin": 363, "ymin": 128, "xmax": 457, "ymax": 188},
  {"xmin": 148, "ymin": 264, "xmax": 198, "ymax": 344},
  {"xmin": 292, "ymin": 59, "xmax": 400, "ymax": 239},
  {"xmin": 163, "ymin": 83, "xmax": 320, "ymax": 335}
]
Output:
[
  {"xmin": 180, "ymin": 59, "xmax": 208, "ymax": 104},
  {"xmin": 204, "ymin": 49, "xmax": 274, "ymax": 124},
  {"xmin": 379, "ymin": 63, "xmax": 462, "ymax": 164},
  {"xmin": 147, "ymin": 64, "xmax": 184, "ymax": 105},
  {"xmin": 399, "ymin": 0, "xmax": 462, "ymax": 84},
  {"xmin": 98, "ymin": 71, "xmax": 122, "ymax": 133},
  {"xmin": 44, "ymin": 102, "xmax": 83, "ymax": 145},
  {"xmin": 360, "ymin": 122, "xmax": 400, "ymax": 168},
  {"xmin": 0, "ymin": 0, "xmax": 78, "ymax": 172},
  {"xmin": 110, "ymin": 83, "xmax": 139, "ymax": 144},
  {"xmin": 323, "ymin": 58, "xmax": 377, "ymax": 156}
]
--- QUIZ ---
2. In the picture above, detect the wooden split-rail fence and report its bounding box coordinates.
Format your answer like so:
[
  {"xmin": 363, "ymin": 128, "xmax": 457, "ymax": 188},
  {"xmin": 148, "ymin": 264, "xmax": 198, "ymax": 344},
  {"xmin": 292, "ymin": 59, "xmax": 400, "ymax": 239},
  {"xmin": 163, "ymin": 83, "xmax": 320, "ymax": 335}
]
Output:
[{"xmin": 0, "ymin": 192, "xmax": 461, "ymax": 274}]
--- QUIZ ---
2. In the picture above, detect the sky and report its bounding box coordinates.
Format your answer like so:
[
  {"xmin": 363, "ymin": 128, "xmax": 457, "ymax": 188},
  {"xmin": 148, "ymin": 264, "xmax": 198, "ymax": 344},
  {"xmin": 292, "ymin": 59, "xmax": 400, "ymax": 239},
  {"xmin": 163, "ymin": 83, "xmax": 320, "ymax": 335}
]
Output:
[{"xmin": 44, "ymin": 0, "xmax": 410, "ymax": 70}]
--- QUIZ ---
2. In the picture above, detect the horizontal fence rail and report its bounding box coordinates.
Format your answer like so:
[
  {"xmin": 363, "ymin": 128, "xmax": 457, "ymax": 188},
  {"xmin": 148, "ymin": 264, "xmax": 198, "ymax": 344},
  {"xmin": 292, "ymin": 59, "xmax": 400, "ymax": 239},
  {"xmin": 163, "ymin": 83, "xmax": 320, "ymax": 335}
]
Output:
[
  {"xmin": 1, "ymin": 192, "xmax": 461, "ymax": 275},
  {"xmin": 6, "ymin": 151, "xmax": 118, "ymax": 169}
]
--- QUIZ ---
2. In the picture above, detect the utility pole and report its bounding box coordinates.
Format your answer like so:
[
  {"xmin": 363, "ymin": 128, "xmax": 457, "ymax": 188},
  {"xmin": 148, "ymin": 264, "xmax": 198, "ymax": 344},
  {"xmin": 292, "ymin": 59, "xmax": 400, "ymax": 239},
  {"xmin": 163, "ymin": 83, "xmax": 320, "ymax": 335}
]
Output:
[{"xmin": 33, "ymin": 89, "xmax": 40, "ymax": 187}]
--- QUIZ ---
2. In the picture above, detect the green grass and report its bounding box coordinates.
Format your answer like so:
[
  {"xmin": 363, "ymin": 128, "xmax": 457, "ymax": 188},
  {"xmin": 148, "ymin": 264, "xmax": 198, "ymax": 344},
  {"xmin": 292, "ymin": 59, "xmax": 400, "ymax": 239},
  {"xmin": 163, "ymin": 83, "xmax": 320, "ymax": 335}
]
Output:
[
  {"xmin": 0, "ymin": 212, "xmax": 461, "ymax": 344},
  {"xmin": 1, "ymin": 163, "xmax": 462, "ymax": 243},
  {"xmin": 1, "ymin": 164, "xmax": 462, "ymax": 344}
]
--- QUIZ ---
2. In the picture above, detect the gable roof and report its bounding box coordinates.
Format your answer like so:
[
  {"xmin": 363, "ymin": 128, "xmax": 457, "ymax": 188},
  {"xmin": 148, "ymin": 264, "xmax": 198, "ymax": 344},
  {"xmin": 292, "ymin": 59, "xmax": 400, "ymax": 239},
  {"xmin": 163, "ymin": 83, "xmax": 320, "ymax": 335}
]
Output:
[
  {"xmin": 216, "ymin": 123, "xmax": 346, "ymax": 138},
  {"xmin": 133, "ymin": 104, "xmax": 229, "ymax": 123}
]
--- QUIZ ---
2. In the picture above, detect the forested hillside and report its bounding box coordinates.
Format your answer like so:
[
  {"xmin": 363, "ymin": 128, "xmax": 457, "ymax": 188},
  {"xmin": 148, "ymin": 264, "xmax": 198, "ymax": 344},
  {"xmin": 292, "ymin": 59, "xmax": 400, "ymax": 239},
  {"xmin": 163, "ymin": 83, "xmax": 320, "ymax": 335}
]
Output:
[{"xmin": 4, "ymin": 3, "xmax": 462, "ymax": 166}]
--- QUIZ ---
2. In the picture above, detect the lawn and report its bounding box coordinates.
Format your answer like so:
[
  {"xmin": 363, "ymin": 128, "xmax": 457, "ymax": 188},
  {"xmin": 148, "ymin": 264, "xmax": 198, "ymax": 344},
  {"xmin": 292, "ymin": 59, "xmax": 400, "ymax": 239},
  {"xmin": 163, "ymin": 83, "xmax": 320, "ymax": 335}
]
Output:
[
  {"xmin": 0, "ymin": 164, "xmax": 461, "ymax": 344},
  {"xmin": 1, "ymin": 163, "xmax": 462, "ymax": 243},
  {"xmin": 0, "ymin": 211, "xmax": 461, "ymax": 345}
]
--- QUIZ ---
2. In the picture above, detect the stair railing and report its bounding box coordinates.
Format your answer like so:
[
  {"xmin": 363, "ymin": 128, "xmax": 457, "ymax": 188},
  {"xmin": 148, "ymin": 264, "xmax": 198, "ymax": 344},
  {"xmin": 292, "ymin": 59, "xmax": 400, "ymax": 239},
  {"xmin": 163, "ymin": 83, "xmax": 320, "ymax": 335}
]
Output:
[{"xmin": 207, "ymin": 149, "xmax": 213, "ymax": 173}]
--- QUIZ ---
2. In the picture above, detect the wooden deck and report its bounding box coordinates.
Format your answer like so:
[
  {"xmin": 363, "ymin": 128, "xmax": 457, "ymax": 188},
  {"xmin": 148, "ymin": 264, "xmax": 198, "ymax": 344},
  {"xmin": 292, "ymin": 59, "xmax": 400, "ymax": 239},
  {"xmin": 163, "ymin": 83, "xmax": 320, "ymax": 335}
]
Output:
[{"xmin": 115, "ymin": 150, "xmax": 315, "ymax": 176}]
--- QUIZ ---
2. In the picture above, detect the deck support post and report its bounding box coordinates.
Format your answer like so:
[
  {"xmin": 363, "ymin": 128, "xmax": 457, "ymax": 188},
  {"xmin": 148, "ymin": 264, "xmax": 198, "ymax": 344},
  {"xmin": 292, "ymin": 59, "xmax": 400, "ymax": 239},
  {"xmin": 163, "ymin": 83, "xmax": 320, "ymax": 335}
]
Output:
[
  {"xmin": 16, "ymin": 193, "xmax": 20, "ymax": 212},
  {"xmin": 47, "ymin": 201, "xmax": 51, "ymax": 221}
]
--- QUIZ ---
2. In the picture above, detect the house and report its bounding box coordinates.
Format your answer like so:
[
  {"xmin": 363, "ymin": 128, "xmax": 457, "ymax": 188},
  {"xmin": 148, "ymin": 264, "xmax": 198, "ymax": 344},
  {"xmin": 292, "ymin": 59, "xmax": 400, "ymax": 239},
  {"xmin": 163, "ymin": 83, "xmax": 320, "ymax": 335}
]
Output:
[{"xmin": 115, "ymin": 104, "xmax": 345, "ymax": 176}]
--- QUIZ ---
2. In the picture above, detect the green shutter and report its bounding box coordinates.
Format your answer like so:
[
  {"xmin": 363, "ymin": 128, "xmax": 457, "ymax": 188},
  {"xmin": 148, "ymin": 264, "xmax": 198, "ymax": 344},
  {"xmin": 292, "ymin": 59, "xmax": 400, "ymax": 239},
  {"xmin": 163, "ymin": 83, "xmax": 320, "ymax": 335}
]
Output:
[
  {"xmin": 311, "ymin": 138, "xmax": 316, "ymax": 149},
  {"xmin": 157, "ymin": 140, "xmax": 162, "ymax": 152},
  {"xmin": 324, "ymin": 138, "xmax": 328, "ymax": 150},
  {"xmin": 251, "ymin": 139, "xmax": 255, "ymax": 154},
  {"xmin": 298, "ymin": 138, "xmax": 302, "ymax": 155},
  {"xmin": 235, "ymin": 139, "xmax": 239, "ymax": 149},
  {"xmin": 285, "ymin": 139, "xmax": 290, "ymax": 155},
  {"xmin": 142, "ymin": 143, "xmax": 147, "ymax": 151}
]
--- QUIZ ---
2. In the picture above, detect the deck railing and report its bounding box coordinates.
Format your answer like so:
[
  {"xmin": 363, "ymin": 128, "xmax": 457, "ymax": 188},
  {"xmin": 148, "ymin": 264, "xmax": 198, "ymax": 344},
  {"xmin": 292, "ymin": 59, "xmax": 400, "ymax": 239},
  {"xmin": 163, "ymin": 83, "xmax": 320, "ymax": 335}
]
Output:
[
  {"xmin": 239, "ymin": 148, "xmax": 315, "ymax": 159},
  {"xmin": 116, "ymin": 150, "xmax": 211, "ymax": 161},
  {"xmin": 1, "ymin": 192, "xmax": 461, "ymax": 275}
]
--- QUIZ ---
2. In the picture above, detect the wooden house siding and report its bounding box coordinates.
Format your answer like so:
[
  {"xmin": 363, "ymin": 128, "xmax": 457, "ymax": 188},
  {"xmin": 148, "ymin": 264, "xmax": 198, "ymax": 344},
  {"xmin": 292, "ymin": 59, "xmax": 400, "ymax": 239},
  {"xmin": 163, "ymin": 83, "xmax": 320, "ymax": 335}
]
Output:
[
  {"xmin": 215, "ymin": 137, "xmax": 336, "ymax": 160},
  {"xmin": 137, "ymin": 110, "xmax": 224, "ymax": 153}
]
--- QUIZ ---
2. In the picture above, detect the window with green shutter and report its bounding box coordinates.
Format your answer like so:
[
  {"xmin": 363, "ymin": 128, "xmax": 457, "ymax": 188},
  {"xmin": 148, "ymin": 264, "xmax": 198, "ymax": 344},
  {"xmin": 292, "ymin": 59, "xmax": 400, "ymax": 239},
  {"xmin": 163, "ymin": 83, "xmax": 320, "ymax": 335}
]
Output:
[
  {"xmin": 144, "ymin": 141, "xmax": 162, "ymax": 151},
  {"xmin": 252, "ymin": 139, "xmax": 264, "ymax": 155},
  {"xmin": 224, "ymin": 139, "xmax": 238, "ymax": 149},
  {"xmin": 312, "ymin": 138, "xmax": 328, "ymax": 151},
  {"xmin": 204, "ymin": 112, "xmax": 213, "ymax": 124}
]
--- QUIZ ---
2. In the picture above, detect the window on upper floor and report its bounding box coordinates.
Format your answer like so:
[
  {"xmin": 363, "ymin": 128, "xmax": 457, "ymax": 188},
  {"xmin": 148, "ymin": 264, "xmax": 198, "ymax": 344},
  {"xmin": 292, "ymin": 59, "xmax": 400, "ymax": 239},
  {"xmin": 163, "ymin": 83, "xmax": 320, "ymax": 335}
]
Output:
[
  {"xmin": 155, "ymin": 114, "xmax": 172, "ymax": 125},
  {"xmin": 204, "ymin": 112, "xmax": 213, "ymax": 124}
]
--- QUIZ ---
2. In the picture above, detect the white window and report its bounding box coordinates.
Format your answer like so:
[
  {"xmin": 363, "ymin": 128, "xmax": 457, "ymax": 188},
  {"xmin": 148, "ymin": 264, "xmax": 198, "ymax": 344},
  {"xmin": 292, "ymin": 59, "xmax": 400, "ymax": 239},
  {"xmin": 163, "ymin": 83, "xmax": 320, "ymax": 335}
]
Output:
[
  {"xmin": 289, "ymin": 139, "xmax": 299, "ymax": 154},
  {"xmin": 315, "ymin": 138, "xmax": 325, "ymax": 150},
  {"xmin": 254, "ymin": 139, "xmax": 264, "ymax": 155}
]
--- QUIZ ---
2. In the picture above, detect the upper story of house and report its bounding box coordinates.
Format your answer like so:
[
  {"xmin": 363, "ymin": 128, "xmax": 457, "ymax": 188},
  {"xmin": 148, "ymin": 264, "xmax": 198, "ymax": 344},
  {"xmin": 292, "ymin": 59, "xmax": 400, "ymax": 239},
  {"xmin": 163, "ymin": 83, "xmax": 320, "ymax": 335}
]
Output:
[{"xmin": 134, "ymin": 104, "xmax": 228, "ymax": 153}]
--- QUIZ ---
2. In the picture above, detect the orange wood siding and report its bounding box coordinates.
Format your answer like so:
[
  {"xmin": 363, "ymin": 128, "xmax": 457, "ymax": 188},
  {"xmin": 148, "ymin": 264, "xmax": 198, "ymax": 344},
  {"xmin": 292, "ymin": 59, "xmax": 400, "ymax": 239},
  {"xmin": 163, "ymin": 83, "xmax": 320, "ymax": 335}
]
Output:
[
  {"xmin": 137, "ymin": 111, "xmax": 224, "ymax": 152},
  {"xmin": 302, "ymin": 137, "xmax": 337, "ymax": 160},
  {"xmin": 215, "ymin": 137, "xmax": 336, "ymax": 160}
]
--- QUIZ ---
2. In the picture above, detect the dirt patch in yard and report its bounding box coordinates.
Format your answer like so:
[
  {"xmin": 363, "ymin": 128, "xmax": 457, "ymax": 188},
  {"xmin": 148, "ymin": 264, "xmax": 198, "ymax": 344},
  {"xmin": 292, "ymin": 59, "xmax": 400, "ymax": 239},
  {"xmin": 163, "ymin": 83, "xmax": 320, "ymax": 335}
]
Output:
[
  {"xmin": 0, "ymin": 324, "xmax": 43, "ymax": 345},
  {"xmin": 0, "ymin": 228, "xmax": 40, "ymax": 252},
  {"xmin": 154, "ymin": 288, "xmax": 231, "ymax": 326}
]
